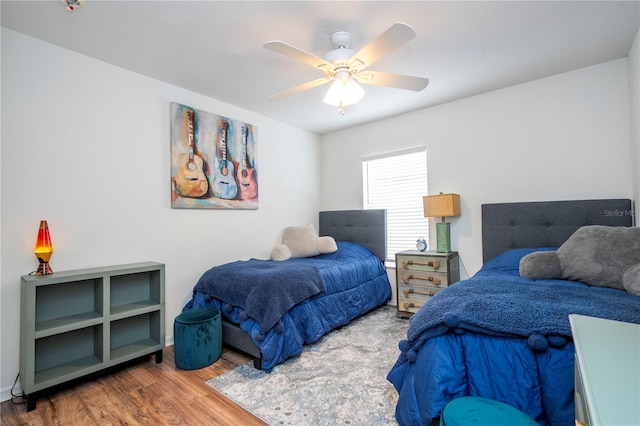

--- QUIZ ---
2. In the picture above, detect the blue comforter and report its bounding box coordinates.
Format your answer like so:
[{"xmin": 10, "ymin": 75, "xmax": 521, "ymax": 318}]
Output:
[
  {"xmin": 387, "ymin": 248, "xmax": 640, "ymax": 426},
  {"xmin": 184, "ymin": 241, "xmax": 391, "ymax": 371},
  {"xmin": 192, "ymin": 260, "xmax": 324, "ymax": 334}
]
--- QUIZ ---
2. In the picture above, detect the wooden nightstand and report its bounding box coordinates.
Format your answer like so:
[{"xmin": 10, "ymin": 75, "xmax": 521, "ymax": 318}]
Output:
[{"xmin": 395, "ymin": 250, "xmax": 459, "ymax": 318}]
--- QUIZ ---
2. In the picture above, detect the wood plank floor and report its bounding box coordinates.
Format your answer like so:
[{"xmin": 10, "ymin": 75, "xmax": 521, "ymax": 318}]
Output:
[{"xmin": 1, "ymin": 346, "xmax": 267, "ymax": 426}]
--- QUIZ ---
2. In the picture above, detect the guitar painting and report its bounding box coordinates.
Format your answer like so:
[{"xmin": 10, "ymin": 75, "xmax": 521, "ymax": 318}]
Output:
[
  {"xmin": 211, "ymin": 120, "xmax": 238, "ymax": 200},
  {"xmin": 170, "ymin": 102, "xmax": 258, "ymax": 209},
  {"xmin": 173, "ymin": 109, "xmax": 209, "ymax": 198},
  {"xmin": 236, "ymin": 125, "xmax": 258, "ymax": 200}
]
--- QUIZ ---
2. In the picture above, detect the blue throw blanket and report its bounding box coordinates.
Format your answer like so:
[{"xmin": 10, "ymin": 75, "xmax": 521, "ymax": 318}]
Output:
[
  {"xmin": 193, "ymin": 259, "xmax": 324, "ymax": 334},
  {"xmin": 404, "ymin": 277, "xmax": 640, "ymax": 354}
]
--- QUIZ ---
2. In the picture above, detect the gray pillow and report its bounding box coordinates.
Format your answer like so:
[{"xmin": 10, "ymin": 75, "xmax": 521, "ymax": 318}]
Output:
[
  {"xmin": 519, "ymin": 251, "xmax": 562, "ymax": 280},
  {"xmin": 623, "ymin": 264, "xmax": 640, "ymax": 295},
  {"xmin": 557, "ymin": 225, "xmax": 640, "ymax": 291}
]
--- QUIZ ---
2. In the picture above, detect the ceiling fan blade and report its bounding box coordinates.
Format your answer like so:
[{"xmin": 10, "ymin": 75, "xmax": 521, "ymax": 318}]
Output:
[
  {"xmin": 355, "ymin": 71, "xmax": 429, "ymax": 91},
  {"xmin": 267, "ymin": 78, "xmax": 332, "ymax": 102},
  {"xmin": 348, "ymin": 23, "xmax": 416, "ymax": 71},
  {"xmin": 264, "ymin": 41, "xmax": 334, "ymax": 73}
]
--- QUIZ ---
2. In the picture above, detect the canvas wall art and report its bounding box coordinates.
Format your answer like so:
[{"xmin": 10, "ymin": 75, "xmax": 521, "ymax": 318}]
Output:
[{"xmin": 170, "ymin": 102, "xmax": 258, "ymax": 209}]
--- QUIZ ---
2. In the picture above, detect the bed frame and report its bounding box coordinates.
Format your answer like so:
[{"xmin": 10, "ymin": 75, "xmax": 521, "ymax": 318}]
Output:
[
  {"xmin": 222, "ymin": 209, "xmax": 387, "ymax": 369},
  {"xmin": 481, "ymin": 198, "xmax": 633, "ymax": 262}
]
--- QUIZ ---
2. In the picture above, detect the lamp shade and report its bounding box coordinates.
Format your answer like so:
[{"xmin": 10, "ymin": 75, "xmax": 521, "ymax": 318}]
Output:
[
  {"xmin": 423, "ymin": 193, "xmax": 461, "ymax": 219},
  {"xmin": 323, "ymin": 73, "xmax": 365, "ymax": 107}
]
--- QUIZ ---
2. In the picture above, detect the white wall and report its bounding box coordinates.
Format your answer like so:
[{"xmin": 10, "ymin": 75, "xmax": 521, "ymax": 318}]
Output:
[
  {"xmin": 2, "ymin": 26, "xmax": 637, "ymax": 402},
  {"xmin": 0, "ymin": 29, "xmax": 321, "ymax": 398},
  {"xmin": 321, "ymin": 58, "xmax": 633, "ymax": 276},
  {"xmin": 628, "ymin": 28, "xmax": 640, "ymax": 224}
]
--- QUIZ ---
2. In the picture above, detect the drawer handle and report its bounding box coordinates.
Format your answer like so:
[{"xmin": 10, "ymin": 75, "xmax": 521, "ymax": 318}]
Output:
[
  {"xmin": 403, "ymin": 288, "xmax": 435, "ymax": 297},
  {"xmin": 402, "ymin": 260, "xmax": 440, "ymax": 270},
  {"xmin": 402, "ymin": 274, "xmax": 442, "ymax": 286},
  {"xmin": 403, "ymin": 302, "xmax": 423, "ymax": 310}
]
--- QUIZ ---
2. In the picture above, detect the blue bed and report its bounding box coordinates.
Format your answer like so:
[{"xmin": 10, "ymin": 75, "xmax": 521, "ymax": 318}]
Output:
[
  {"xmin": 183, "ymin": 209, "xmax": 392, "ymax": 371},
  {"xmin": 387, "ymin": 199, "xmax": 639, "ymax": 426}
]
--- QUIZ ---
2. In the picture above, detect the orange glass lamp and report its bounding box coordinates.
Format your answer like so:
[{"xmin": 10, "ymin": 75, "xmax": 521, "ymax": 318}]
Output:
[
  {"xmin": 423, "ymin": 193, "xmax": 461, "ymax": 253},
  {"xmin": 34, "ymin": 220, "xmax": 54, "ymax": 275}
]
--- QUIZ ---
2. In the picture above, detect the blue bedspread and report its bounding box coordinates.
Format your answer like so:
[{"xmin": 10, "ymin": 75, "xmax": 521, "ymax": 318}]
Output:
[
  {"xmin": 184, "ymin": 241, "xmax": 392, "ymax": 371},
  {"xmin": 404, "ymin": 277, "xmax": 640, "ymax": 355},
  {"xmin": 388, "ymin": 248, "xmax": 640, "ymax": 426},
  {"xmin": 192, "ymin": 259, "xmax": 324, "ymax": 334}
]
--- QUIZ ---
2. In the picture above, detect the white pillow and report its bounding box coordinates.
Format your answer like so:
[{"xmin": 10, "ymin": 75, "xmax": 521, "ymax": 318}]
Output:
[
  {"xmin": 282, "ymin": 224, "xmax": 320, "ymax": 258},
  {"xmin": 271, "ymin": 244, "xmax": 292, "ymax": 261},
  {"xmin": 316, "ymin": 236, "xmax": 338, "ymax": 254},
  {"xmin": 270, "ymin": 224, "xmax": 339, "ymax": 261}
]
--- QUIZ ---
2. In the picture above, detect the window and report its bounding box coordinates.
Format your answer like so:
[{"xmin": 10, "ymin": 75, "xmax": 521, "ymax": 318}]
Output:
[{"xmin": 362, "ymin": 148, "xmax": 428, "ymax": 262}]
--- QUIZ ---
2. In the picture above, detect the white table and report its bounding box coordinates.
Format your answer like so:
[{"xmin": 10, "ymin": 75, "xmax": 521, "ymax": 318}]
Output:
[{"xmin": 569, "ymin": 314, "xmax": 640, "ymax": 426}]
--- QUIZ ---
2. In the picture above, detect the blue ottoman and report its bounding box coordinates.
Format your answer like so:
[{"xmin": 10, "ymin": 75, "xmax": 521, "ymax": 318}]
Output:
[
  {"xmin": 174, "ymin": 308, "xmax": 222, "ymax": 370},
  {"xmin": 440, "ymin": 396, "xmax": 538, "ymax": 426}
]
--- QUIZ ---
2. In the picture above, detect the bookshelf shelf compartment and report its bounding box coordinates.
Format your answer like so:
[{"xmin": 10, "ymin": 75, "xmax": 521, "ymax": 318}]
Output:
[
  {"xmin": 21, "ymin": 262, "xmax": 165, "ymax": 411},
  {"xmin": 110, "ymin": 311, "xmax": 162, "ymax": 362},
  {"xmin": 34, "ymin": 325, "xmax": 103, "ymax": 386},
  {"xmin": 35, "ymin": 278, "xmax": 103, "ymax": 336},
  {"xmin": 110, "ymin": 270, "xmax": 162, "ymax": 315}
]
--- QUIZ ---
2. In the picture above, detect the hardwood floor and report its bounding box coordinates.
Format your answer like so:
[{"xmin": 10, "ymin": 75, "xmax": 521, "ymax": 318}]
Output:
[{"xmin": 0, "ymin": 346, "xmax": 267, "ymax": 426}]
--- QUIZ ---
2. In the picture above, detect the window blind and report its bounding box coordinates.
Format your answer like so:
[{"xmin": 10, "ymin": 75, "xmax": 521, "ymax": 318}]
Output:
[{"xmin": 362, "ymin": 148, "xmax": 428, "ymax": 262}]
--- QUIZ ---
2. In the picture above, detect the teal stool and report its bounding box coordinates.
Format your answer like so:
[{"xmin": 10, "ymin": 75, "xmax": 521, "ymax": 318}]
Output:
[
  {"xmin": 174, "ymin": 308, "xmax": 222, "ymax": 370},
  {"xmin": 440, "ymin": 396, "xmax": 538, "ymax": 426}
]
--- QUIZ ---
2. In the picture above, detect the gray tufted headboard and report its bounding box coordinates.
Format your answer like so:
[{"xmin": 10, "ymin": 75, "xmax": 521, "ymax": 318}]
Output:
[
  {"xmin": 482, "ymin": 199, "xmax": 633, "ymax": 263},
  {"xmin": 319, "ymin": 209, "xmax": 387, "ymax": 263}
]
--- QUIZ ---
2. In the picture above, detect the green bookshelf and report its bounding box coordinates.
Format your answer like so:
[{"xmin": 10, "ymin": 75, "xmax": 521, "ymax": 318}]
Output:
[{"xmin": 20, "ymin": 262, "xmax": 165, "ymax": 411}]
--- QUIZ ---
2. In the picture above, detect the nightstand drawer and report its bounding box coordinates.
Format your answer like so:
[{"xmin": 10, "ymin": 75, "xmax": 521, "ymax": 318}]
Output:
[
  {"xmin": 399, "ymin": 254, "xmax": 449, "ymax": 273},
  {"xmin": 398, "ymin": 282, "xmax": 445, "ymax": 302},
  {"xmin": 398, "ymin": 270, "xmax": 448, "ymax": 287},
  {"xmin": 397, "ymin": 297, "xmax": 424, "ymax": 314}
]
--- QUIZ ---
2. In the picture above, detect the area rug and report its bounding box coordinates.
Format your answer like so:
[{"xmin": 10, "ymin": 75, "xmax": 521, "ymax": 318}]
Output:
[{"xmin": 206, "ymin": 306, "xmax": 408, "ymax": 425}]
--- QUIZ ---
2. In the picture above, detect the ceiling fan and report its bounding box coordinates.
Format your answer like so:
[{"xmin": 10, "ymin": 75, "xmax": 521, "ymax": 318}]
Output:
[{"xmin": 264, "ymin": 22, "xmax": 429, "ymax": 113}]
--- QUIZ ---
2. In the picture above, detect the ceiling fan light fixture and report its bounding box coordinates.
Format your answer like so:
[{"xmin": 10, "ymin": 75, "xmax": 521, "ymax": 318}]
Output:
[
  {"xmin": 323, "ymin": 72, "xmax": 365, "ymax": 108},
  {"xmin": 264, "ymin": 23, "xmax": 428, "ymax": 111}
]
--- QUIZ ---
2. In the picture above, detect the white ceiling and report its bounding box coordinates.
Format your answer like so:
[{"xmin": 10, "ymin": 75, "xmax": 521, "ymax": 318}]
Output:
[{"xmin": 2, "ymin": 1, "xmax": 639, "ymax": 135}]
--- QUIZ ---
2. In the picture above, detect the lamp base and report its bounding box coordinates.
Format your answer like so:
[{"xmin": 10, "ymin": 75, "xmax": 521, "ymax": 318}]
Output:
[
  {"xmin": 435, "ymin": 222, "xmax": 452, "ymax": 253},
  {"xmin": 35, "ymin": 262, "xmax": 53, "ymax": 275}
]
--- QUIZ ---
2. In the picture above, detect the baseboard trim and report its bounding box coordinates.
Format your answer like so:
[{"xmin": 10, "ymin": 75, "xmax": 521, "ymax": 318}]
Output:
[{"xmin": 1, "ymin": 378, "xmax": 22, "ymax": 403}]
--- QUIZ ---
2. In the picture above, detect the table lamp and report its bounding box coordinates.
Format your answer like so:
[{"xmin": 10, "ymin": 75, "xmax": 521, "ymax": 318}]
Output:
[
  {"xmin": 34, "ymin": 220, "xmax": 54, "ymax": 275},
  {"xmin": 423, "ymin": 193, "xmax": 461, "ymax": 253}
]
